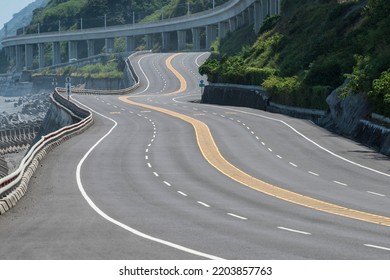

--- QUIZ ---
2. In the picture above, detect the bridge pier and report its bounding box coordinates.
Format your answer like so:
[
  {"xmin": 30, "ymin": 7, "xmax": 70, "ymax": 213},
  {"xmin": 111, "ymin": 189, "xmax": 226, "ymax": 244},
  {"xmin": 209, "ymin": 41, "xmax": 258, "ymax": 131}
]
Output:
[
  {"xmin": 229, "ymin": 17, "xmax": 237, "ymax": 33},
  {"xmin": 206, "ymin": 25, "xmax": 217, "ymax": 50},
  {"xmin": 162, "ymin": 32, "xmax": 170, "ymax": 51},
  {"xmin": 2, "ymin": 0, "xmax": 283, "ymax": 68},
  {"xmin": 9, "ymin": 46, "xmax": 15, "ymax": 62},
  {"xmin": 38, "ymin": 43, "xmax": 45, "ymax": 68},
  {"xmin": 87, "ymin": 40, "xmax": 95, "ymax": 57},
  {"xmin": 261, "ymin": 0, "xmax": 270, "ymax": 17},
  {"xmin": 254, "ymin": 1, "xmax": 263, "ymax": 33},
  {"xmin": 126, "ymin": 36, "xmax": 136, "ymax": 52},
  {"xmin": 146, "ymin": 34, "xmax": 153, "ymax": 50},
  {"xmin": 52, "ymin": 42, "xmax": 61, "ymax": 65},
  {"xmin": 177, "ymin": 30, "xmax": 186, "ymax": 51},
  {"xmin": 15, "ymin": 45, "xmax": 24, "ymax": 71},
  {"xmin": 270, "ymin": 0, "xmax": 281, "ymax": 15},
  {"xmin": 218, "ymin": 21, "xmax": 229, "ymax": 39},
  {"xmin": 236, "ymin": 13, "xmax": 244, "ymax": 28},
  {"xmin": 105, "ymin": 38, "xmax": 114, "ymax": 53},
  {"xmin": 68, "ymin": 41, "xmax": 78, "ymax": 60},
  {"xmin": 25, "ymin": 44, "xmax": 34, "ymax": 70},
  {"xmin": 192, "ymin": 28, "xmax": 201, "ymax": 50}
]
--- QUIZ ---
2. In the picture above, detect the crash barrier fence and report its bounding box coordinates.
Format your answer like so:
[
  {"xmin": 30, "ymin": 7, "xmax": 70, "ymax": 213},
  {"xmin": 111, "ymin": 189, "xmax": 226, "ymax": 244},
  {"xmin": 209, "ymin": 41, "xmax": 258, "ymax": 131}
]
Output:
[
  {"xmin": 0, "ymin": 90, "xmax": 93, "ymax": 215},
  {"xmin": 0, "ymin": 51, "xmax": 149, "ymax": 214}
]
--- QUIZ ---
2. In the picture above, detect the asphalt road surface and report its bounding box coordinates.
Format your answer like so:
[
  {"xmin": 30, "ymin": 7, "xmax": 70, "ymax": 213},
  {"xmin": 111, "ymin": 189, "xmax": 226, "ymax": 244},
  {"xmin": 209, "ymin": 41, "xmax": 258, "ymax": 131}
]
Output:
[{"xmin": 1, "ymin": 52, "xmax": 389, "ymax": 260}]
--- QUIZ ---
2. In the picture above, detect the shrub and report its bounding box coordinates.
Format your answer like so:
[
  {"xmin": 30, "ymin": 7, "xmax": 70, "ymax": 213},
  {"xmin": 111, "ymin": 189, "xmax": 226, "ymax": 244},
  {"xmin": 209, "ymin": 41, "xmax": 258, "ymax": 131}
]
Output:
[
  {"xmin": 262, "ymin": 75, "xmax": 302, "ymax": 105},
  {"xmin": 370, "ymin": 69, "xmax": 390, "ymax": 116}
]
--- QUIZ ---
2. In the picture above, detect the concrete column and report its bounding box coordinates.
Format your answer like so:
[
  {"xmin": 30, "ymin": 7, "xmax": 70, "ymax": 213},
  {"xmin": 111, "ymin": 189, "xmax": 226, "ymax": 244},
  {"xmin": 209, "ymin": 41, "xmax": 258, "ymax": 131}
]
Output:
[
  {"xmin": 229, "ymin": 17, "xmax": 237, "ymax": 32},
  {"xmin": 270, "ymin": 0, "xmax": 277, "ymax": 16},
  {"xmin": 126, "ymin": 36, "xmax": 136, "ymax": 52},
  {"xmin": 218, "ymin": 22, "xmax": 228, "ymax": 39},
  {"xmin": 236, "ymin": 14, "xmax": 244, "ymax": 28},
  {"xmin": 242, "ymin": 10, "xmax": 250, "ymax": 26},
  {"xmin": 146, "ymin": 34, "xmax": 153, "ymax": 50},
  {"xmin": 248, "ymin": 6, "xmax": 254, "ymax": 26},
  {"xmin": 162, "ymin": 32, "xmax": 170, "ymax": 51},
  {"xmin": 68, "ymin": 41, "xmax": 78, "ymax": 60},
  {"xmin": 38, "ymin": 43, "xmax": 45, "ymax": 69},
  {"xmin": 192, "ymin": 28, "xmax": 201, "ymax": 50},
  {"xmin": 52, "ymin": 42, "xmax": 61, "ymax": 65},
  {"xmin": 206, "ymin": 25, "xmax": 217, "ymax": 50},
  {"xmin": 254, "ymin": 1, "xmax": 263, "ymax": 33},
  {"xmin": 9, "ymin": 46, "xmax": 16, "ymax": 62},
  {"xmin": 105, "ymin": 38, "xmax": 114, "ymax": 53},
  {"xmin": 15, "ymin": 45, "xmax": 24, "ymax": 71},
  {"xmin": 25, "ymin": 44, "xmax": 34, "ymax": 69},
  {"xmin": 261, "ymin": 0, "xmax": 270, "ymax": 18},
  {"xmin": 87, "ymin": 40, "xmax": 95, "ymax": 57},
  {"xmin": 177, "ymin": 30, "xmax": 186, "ymax": 51},
  {"xmin": 4, "ymin": 47, "xmax": 10, "ymax": 60},
  {"xmin": 277, "ymin": 0, "xmax": 281, "ymax": 14}
]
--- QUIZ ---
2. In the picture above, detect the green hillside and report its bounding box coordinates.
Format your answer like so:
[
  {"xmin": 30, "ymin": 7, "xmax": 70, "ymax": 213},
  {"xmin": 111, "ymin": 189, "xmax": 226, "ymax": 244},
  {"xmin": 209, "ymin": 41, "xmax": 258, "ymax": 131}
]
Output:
[
  {"xmin": 26, "ymin": 0, "xmax": 228, "ymax": 33},
  {"xmin": 200, "ymin": 0, "xmax": 390, "ymax": 117}
]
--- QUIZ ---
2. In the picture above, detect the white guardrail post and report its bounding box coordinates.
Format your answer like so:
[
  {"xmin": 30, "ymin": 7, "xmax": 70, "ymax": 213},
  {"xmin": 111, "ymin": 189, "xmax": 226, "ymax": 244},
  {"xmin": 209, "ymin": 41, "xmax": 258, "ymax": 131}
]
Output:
[{"xmin": 0, "ymin": 91, "xmax": 93, "ymax": 214}]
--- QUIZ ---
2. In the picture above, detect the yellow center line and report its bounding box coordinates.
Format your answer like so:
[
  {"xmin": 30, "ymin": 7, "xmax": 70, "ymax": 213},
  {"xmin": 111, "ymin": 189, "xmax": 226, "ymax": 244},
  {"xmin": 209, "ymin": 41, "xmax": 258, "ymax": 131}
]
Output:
[
  {"xmin": 165, "ymin": 53, "xmax": 187, "ymax": 96},
  {"xmin": 119, "ymin": 54, "xmax": 390, "ymax": 227}
]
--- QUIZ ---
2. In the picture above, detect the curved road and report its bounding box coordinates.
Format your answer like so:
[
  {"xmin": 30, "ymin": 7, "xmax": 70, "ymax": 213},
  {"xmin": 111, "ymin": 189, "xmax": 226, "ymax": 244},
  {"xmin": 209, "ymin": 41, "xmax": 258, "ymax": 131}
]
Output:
[{"xmin": 0, "ymin": 52, "xmax": 389, "ymax": 259}]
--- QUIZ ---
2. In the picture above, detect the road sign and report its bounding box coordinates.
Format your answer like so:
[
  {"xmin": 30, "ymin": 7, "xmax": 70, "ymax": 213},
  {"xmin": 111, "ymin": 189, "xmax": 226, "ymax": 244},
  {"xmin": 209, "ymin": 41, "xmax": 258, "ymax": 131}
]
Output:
[
  {"xmin": 65, "ymin": 76, "xmax": 71, "ymax": 101},
  {"xmin": 199, "ymin": 80, "xmax": 205, "ymax": 88}
]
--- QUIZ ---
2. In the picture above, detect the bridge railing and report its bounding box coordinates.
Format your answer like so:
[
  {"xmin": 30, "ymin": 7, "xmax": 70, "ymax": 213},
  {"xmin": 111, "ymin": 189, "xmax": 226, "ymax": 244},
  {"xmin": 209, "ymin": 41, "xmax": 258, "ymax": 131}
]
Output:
[
  {"xmin": 0, "ymin": 90, "xmax": 93, "ymax": 214},
  {"xmin": 57, "ymin": 51, "xmax": 147, "ymax": 96},
  {"xmin": 0, "ymin": 49, "xmax": 152, "ymax": 214},
  {"xmin": 0, "ymin": 50, "xmax": 149, "ymax": 214},
  {"xmin": 3, "ymin": 0, "xmax": 239, "ymax": 41}
]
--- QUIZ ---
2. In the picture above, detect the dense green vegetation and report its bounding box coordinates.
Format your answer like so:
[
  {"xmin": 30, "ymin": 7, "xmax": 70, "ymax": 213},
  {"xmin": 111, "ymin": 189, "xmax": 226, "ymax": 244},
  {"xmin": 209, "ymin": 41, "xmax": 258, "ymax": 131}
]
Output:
[
  {"xmin": 26, "ymin": 0, "xmax": 228, "ymax": 33},
  {"xmin": 37, "ymin": 57, "xmax": 125, "ymax": 79},
  {"xmin": 200, "ymin": 0, "xmax": 390, "ymax": 116}
]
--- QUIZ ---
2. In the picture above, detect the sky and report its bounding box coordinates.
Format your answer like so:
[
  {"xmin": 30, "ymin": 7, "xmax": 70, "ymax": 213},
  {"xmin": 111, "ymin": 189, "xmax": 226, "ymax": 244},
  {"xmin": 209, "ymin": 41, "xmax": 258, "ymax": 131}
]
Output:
[{"xmin": 0, "ymin": 0, "xmax": 34, "ymax": 28}]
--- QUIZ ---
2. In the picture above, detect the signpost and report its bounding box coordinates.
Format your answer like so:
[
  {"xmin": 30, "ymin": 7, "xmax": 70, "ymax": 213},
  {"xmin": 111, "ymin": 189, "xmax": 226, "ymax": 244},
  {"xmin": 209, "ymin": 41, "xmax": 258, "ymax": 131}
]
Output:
[
  {"xmin": 199, "ymin": 79, "xmax": 205, "ymax": 95},
  {"xmin": 65, "ymin": 76, "xmax": 71, "ymax": 101}
]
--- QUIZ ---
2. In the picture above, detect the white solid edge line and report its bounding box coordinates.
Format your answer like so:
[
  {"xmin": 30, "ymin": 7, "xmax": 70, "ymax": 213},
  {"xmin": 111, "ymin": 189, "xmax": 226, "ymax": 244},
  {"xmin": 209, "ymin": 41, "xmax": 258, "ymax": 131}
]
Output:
[
  {"xmin": 204, "ymin": 105, "xmax": 390, "ymax": 178},
  {"xmin": 133, "ymin": 54, "xmax": 153, "ymax": 96},
  {"xmin": 195, "ymin": 52, "xmax": 209, "ymax": 67},
  {"xmin": 364, "ymin": 244, "xmax": 390, "ymax": 251},
  {"xmin": 72, "ymin": 96, "xmax": 223, "ymax": 260}
]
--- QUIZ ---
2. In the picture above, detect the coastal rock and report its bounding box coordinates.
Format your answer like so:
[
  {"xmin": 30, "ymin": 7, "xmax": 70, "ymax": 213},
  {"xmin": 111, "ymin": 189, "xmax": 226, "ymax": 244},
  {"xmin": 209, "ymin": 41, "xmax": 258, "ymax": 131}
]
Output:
[{"xmin": 321, "ymin": 81, "xmax": 371, "ymax": 136}]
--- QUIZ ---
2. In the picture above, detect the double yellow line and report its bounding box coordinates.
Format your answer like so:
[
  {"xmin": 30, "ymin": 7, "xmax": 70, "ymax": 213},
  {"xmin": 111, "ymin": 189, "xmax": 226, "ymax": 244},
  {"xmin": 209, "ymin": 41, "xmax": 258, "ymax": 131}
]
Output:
[{"xmin": 119, "ymin": 53, "xmax": 390, "ymax": 227}]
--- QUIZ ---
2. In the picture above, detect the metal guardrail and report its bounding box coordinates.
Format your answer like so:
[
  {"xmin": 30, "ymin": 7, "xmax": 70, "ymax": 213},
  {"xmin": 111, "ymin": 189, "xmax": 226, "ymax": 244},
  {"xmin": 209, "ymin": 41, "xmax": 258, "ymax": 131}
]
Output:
[
  {"xmin": 0, "ymin": 89, "xmax": 93, "ymax": 214},
  {"xmin": 57, "ymin": 51, "xmax": 147, "ymax": 96},
  {"xmin": 0, "ymin": 50, "xmax": 148, "ymax": 214}
]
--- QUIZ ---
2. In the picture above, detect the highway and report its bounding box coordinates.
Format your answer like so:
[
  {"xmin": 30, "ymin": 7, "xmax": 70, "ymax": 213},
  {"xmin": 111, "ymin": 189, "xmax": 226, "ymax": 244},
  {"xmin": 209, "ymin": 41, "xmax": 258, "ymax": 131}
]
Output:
[{"xmin": 0, "ymin": 52, "xmax": 389, "ymax": 259}]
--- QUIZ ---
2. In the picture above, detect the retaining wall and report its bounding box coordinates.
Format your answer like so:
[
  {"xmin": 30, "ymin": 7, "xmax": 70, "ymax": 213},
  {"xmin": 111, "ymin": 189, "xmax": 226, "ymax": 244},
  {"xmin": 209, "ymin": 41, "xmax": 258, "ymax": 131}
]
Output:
[{"xmin": 201, "ymin": 83, "xmax": 390, "ymax": 157}]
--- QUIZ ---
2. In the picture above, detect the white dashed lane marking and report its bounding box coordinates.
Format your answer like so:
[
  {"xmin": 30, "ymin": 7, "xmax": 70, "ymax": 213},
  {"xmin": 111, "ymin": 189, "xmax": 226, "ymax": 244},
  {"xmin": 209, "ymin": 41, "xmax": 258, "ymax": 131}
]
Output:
[
  {"xmin": 367, "ymin": 191, "xmax": 386, "ymax": 197},
  {"xmin": 278, "ymin": 227, "xmax": 311, "ymax": 235},
  {"xmin": 227, "ymin": 213, "xmax": 248, "ymax": 220},
  {"xmin": 197, "ymin": 201, "xmax": 211, "ymax": 208}
]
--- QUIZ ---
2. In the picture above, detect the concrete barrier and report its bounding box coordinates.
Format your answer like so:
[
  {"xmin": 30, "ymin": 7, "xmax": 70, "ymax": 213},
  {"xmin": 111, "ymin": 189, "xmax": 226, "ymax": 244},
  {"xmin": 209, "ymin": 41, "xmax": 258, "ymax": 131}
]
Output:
[{"xmin": 201, "ymin": 84, "xmax": 269, "ymax": 111}]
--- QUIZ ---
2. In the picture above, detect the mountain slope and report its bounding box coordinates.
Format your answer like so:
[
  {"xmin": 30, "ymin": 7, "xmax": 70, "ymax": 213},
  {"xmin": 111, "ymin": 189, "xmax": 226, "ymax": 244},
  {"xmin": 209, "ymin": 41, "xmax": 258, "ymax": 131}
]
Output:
[
  {"xmin": 26, "ymin": 0, "xmax": 229, "ymax": 33},
  {"xmin": 200, "ymin": 0, "xmax": 390, "ymax": 117},
  {"xmin": 0, "ymin": 0, "xmax": 49, "ymax": 40}
]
